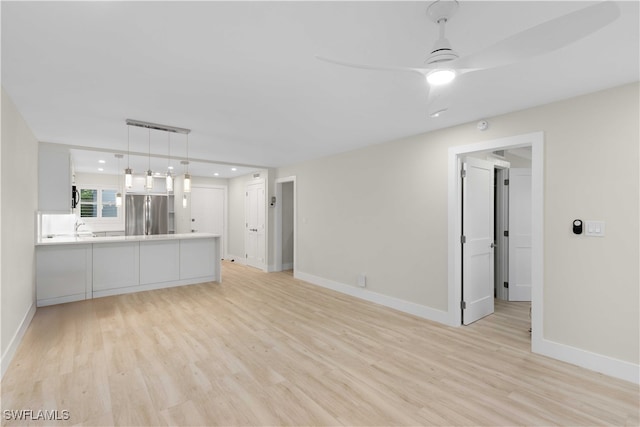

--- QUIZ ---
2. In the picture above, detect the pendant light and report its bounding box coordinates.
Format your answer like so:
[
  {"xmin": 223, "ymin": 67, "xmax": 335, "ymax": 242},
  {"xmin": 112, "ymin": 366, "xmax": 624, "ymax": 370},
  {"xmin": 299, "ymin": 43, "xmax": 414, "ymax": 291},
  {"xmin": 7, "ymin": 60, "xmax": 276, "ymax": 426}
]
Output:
[
  {"xmin": 166, "ymin": 132, "xmax": 173, "ymax": 192},
  {"xmin": 145, "ymin": 128, "xmax": 153, "ymax": 190},
  {"xmin": 183, "ymin": 133, "xmax": 191, "ymax": 193},
  {"xmin": 124, "ymin": 125, "xmax": 133, "ymax": 188},
  {"xmin": 115, "ymin": 154, "xmax": 123, "ymax": 207}
]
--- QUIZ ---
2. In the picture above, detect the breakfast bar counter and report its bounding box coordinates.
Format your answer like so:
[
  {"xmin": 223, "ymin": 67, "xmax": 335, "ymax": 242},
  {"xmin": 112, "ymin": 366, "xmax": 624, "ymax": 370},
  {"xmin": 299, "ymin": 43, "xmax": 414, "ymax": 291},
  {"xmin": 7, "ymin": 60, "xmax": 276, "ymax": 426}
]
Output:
[{"xmin": 36, "ymin": 233, "xmax": 221, "ymax": 307}]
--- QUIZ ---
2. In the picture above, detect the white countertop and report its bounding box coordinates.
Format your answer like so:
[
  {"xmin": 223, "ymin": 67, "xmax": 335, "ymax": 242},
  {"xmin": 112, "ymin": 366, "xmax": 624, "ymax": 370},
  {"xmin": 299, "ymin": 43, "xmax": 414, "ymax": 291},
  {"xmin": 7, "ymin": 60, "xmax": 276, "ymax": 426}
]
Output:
[{"xmin": 36, "ymin": 232, "xmax": 220, "ymax": 246}]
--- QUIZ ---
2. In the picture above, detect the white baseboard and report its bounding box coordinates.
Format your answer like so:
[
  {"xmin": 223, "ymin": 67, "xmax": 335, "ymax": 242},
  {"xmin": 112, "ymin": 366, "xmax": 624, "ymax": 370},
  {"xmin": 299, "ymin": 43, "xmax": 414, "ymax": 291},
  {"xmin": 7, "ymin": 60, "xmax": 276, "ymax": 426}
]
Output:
[
  {"xmin": 1, "ymin": 302, "xmax": 36, "ymax": 379},
  {"xmin": 294, "ymin": 271, "xmax": 449, "ymax": 325},
  {"xmin": 267, "ymin": 262, "xmax": 294, "ymax": 273},
  {"xmin": 533, "ymin": 337, "xmax": 639, "ymax": 384},
  {"xmin": 92, "ymin": 275, "xmax": 217, "ymax": 299}
]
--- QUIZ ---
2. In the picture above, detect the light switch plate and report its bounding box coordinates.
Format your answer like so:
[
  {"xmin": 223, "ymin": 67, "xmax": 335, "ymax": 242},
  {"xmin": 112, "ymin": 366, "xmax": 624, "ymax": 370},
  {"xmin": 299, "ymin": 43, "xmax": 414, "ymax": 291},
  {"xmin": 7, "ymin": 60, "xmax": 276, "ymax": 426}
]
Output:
[{"xmin": 585, "ymin": 220, "xmax": 605, "ymax": 237}]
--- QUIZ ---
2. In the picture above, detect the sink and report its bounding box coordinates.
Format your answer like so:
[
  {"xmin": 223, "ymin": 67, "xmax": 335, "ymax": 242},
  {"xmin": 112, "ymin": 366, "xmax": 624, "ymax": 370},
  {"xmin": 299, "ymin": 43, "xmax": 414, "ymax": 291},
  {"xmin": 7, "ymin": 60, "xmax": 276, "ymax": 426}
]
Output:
[
  {"xmin": 75, "ymin": 231, "xmax": 94, "ymax": 238},
  {"xmin": 44, "ymin": 232, "xmax": 95, "ymax": 239}
]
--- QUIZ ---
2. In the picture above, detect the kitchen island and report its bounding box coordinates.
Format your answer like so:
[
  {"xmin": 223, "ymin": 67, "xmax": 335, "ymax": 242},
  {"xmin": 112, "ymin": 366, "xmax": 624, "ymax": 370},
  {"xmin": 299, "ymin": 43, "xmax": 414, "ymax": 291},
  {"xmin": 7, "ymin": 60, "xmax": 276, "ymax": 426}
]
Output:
[{"xmin": 36, "ymin": 233, "xmax": 221, "ymax": 307}]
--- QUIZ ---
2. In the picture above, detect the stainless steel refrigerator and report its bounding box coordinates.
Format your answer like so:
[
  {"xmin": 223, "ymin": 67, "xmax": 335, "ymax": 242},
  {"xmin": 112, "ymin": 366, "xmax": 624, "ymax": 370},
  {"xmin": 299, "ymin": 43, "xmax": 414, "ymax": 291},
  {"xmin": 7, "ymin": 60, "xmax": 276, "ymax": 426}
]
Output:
[{"xmin": 125, "ymin": 194, "xmax": 168, "ymax": 236}]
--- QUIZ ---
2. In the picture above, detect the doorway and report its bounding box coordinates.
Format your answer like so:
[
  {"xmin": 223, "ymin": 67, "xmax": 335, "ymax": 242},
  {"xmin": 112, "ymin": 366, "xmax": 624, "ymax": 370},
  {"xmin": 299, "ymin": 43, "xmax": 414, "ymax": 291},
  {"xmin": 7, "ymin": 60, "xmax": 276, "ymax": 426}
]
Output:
[
  {"xmin": 274, "ymin": 177, "xmax": 296, "ymax": 273},
  {"xmin": 459, "ymin": 152, "xmax": 532, "ymax": 325},
  {"xmin": 447, "ymin": 132, "xmax": 543, "ymax": 349},
  {"xmin": 245, "ymin": 179, "xmax": 266, "ymax": 270}
]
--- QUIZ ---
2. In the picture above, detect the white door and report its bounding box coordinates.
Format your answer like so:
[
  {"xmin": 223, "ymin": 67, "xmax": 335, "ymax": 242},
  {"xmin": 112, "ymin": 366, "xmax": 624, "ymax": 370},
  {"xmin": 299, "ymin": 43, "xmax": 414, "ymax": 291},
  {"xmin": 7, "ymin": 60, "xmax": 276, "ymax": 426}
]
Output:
[
  {"xmin": 245, "ymin": 181, "xmax": 265, "ymax": 269},
  {"xmin": 191, "ymin": 187, "xmax": 225, "ymax": 255},
  {"xmin": 462, "ymin": 157, "xmax": 495, "ymax": 325},
  {"xmin": 508, "ymin": 168, "xmax": 532, "ymax": 301}
]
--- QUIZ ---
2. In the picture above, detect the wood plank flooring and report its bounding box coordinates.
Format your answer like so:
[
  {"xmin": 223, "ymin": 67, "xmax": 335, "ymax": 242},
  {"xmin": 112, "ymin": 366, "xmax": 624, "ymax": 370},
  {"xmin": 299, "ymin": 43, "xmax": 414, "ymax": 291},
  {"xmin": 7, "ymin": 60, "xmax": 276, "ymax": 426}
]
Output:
[{"xmin": 2, "ymin": 261, "xmax": 638, "ymax": 426}]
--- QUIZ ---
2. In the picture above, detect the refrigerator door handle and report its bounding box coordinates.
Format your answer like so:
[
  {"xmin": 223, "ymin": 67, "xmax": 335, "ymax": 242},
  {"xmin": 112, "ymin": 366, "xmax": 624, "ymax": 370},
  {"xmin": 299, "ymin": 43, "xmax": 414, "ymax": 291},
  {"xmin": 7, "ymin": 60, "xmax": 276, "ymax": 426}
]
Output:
[{"xmin": 146, "ymin": 196, "xmax": 151, "ymax": 235}]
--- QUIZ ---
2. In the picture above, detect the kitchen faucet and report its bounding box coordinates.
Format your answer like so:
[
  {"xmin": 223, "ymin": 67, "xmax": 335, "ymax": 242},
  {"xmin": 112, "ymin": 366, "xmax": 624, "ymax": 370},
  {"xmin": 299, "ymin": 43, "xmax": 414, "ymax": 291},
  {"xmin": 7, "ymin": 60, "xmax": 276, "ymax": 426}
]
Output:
[{"xmin": 75, "ymin": 219, "xmax": 85, "ymax": 232}]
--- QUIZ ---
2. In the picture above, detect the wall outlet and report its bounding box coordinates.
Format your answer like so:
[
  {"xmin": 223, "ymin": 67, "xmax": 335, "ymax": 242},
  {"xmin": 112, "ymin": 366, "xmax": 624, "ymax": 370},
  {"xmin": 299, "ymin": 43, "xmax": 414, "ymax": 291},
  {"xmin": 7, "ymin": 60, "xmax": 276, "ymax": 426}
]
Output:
[{"xmin": 357, "ymin": 273, "xmax": 366, "ymax": 287}]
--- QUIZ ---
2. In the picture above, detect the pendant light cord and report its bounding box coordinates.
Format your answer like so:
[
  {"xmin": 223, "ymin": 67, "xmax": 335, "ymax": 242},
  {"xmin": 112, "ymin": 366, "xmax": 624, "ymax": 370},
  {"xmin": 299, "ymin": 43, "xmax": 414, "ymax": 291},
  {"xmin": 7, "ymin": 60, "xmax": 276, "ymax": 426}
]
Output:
[{"xmin": 127, "ymin": 125, "xmax": 130, "ymax": 168}]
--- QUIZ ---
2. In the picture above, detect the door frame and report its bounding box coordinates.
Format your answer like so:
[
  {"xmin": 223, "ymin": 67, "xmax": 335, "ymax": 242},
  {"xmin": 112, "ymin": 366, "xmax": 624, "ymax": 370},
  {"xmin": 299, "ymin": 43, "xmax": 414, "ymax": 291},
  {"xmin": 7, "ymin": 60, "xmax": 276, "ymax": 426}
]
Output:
[
  {"xmin": 494, "ymin": 166, "xmax": 509, "ymax": 301},
  {"xmin": 273, "ymin": 176, "xmax": 297, "ymax": 273},
  {"xmin": 447, "ymin": 132, "xmax": 543, "ymax": 348},
  {"xmin": 191, "ymin": 184, "xmax": 228, "ymax": 259}
]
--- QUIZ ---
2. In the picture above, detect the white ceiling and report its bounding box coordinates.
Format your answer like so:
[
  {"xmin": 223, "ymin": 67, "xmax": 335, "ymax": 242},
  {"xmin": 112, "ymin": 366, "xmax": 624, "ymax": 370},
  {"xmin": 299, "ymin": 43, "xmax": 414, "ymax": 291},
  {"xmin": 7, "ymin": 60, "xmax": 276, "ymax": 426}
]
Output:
[{"xmin": 2, "ymin": 1, "xmax": 639, "ymax": 177}]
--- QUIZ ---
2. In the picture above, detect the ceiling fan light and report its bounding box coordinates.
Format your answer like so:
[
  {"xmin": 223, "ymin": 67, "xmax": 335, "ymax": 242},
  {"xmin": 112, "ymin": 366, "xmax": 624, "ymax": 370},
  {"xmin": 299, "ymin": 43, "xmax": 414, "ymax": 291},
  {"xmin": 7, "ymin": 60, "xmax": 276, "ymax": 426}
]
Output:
[{"xmin": 426, "ymin": 69, "xmax": 456, "ymax": 85}]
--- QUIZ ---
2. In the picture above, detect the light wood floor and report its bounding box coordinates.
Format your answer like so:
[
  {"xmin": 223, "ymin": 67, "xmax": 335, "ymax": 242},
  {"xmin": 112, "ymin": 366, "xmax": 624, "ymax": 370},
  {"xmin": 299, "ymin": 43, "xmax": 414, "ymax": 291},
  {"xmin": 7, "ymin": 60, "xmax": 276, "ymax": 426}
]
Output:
[{"xmin": 2, "ymin": 262, "xmax": 638, "ymax": 426}]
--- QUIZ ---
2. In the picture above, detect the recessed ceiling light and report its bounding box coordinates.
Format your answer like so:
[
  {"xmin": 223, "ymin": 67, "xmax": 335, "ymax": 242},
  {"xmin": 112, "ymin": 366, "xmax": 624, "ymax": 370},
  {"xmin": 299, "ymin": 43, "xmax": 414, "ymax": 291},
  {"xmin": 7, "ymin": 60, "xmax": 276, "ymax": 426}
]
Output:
[
  {"xmin": 213, "ymin": 173, "xmax": 219, "ymax": 176},
  {"xmin": 98, "ymin": 168, "xmax": 104, "ymax": 171},
  {"xmin": 98, "ymin": 160, "xmax": 106, "ymax": 164},
  {"xmin": 168, "ymin": 166, "xmax": 174, "ymax": 170},
  {"xmin": 231, "ymin": 167, "xmax": 237, "ymax": 171}
]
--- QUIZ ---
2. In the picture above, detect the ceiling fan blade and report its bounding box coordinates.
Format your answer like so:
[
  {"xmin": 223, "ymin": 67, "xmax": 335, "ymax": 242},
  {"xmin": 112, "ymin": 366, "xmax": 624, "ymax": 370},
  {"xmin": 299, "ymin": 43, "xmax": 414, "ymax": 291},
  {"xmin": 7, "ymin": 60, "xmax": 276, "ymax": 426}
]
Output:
[
  {"xmin": 425, "ymin": 79, "xmax": 456, "ymax": 118},
  {"xmin": 454, "ymin": 1, "xmax": 620, "ymax": 70},
  {"xmin": 315, "ymin": 55, "xmax": 428, "ymax": 77}
]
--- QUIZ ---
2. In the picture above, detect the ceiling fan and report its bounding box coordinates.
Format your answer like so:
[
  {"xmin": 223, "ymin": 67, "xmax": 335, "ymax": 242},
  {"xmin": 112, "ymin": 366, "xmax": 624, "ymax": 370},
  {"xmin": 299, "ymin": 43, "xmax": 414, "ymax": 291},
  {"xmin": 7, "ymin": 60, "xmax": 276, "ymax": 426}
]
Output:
[{"xmin": 316, "ymin": 0, "xmax": 620, "ymax": 117}]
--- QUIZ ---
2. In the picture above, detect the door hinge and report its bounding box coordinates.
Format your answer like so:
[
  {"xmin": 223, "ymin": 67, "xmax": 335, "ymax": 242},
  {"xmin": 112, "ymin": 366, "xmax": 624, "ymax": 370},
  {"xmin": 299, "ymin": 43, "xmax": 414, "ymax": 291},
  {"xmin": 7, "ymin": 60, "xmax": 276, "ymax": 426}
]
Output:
[
  {"xmin": 461, "ymin": 169, "xmax": 467, "ymax": 178},
  {"xmin": 460, "ymin": 301, "xmax": 466, "ymax": 310},
  {"xmin": 504, "ymin": 230, "xmax": 509, "ymax": 237},
  {"xmin": 504, "ymin": 179, "xmax": 509, "ymax": 185},
  {"xmin": 460, "ymin": 235, "xmax": 466, "ymax": 244},
  {"xmin": 504, "ymin": 282, "xmax": 509, "ymax": 288},
  {"xmin": 246, "ymin": 192, "xmax": 248, "ymax": 196},
  {"xmin": 245, "ymin": 254, "xmax": 248, "ymax": 258}
]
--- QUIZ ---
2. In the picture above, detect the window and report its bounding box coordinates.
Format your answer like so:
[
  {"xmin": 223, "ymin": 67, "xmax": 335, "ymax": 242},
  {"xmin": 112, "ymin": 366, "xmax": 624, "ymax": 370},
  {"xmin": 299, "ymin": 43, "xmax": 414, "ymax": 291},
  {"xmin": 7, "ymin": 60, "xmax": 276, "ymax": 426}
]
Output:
[
  {"xmin": 79, "ymin": 187, "xmax": 120, "ymax": 220},
  {"xmin": 101, "ymin": 189, "xmax": 118, "ymax": 218}
]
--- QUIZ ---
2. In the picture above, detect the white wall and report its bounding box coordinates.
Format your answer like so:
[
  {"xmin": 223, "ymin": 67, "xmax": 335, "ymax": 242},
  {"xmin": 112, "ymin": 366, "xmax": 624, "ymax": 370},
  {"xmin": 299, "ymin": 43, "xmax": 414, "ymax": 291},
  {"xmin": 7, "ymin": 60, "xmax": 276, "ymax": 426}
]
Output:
[
  {"xmin": 276, "ymin": 82, "xmax": 639, "ymax": 368},
  {"xmin": 1, "ymin": 88, "xmax": 38, "ymax": 377}
]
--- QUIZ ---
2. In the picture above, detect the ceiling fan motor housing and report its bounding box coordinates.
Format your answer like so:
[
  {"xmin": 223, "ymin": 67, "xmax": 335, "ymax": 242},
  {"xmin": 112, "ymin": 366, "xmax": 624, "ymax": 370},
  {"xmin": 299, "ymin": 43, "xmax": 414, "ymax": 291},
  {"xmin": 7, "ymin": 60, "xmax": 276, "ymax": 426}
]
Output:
[{"xmin": 426, "ymin": 37, "xmax": 459, "ymax": 65}]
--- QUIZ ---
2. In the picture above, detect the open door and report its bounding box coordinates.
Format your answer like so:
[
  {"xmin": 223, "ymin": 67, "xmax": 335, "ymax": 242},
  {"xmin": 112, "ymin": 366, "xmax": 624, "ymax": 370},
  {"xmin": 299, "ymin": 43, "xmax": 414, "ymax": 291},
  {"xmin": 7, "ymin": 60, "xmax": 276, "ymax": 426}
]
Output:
[
  {"xmin": 462, "ymin": 157, "xmax": 495, "ymax": 325},
  {"xmin": 508, "ymin": 168, "xmax": 532, "ymax": 301}
]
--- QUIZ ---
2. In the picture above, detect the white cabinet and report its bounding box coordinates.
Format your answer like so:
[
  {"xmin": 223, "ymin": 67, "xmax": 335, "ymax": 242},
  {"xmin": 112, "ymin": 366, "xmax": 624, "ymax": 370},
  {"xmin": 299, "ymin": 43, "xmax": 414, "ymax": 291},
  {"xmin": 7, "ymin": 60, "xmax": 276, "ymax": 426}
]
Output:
[
  {"xmin": 140, "ymin": 240, "xmax": 180, "ymax": 284},
  {"xmin": 93, "ymin": 242, "xmax": 139, "ymax": 294},
  {"xmin": 38, "ymin": 144, "xmax": 71, "ymax": 213},
  {"xmin": 36, "ymin": 234, "xmax": 220, "ymax": 305},
  {"xmin": 36, "ymin": 244, "xmax": 92, "ymax": 306},
  {"xmin": 180, "ymin": 238, "xmax": 218, "ymax": 281},
  {"xmin": 128, "ymin": 176, "xmax": 167, "ymax": 194}
]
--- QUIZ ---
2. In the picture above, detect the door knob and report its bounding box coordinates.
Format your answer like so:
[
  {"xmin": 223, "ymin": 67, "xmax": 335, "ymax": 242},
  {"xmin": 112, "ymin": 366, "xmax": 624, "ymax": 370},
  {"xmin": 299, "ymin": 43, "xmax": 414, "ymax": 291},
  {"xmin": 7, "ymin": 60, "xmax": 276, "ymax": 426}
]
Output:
[{"xmin": 490, "ymin": 242, "xmax": 496, "ymax": 248}]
